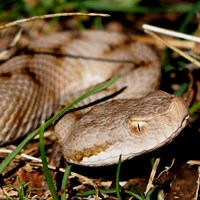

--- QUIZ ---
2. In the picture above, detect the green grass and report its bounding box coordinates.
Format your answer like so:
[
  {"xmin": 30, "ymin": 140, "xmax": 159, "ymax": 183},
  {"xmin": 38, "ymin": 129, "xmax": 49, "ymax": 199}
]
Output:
[
  {"xmin": 116, "ymin": 154, "xmax": 122, "ymax": 200},
  {"xmin": 6, "ymin": 177, "xmax": 39, "ymax": 200},
  {"xmin": 77, "ymin": 155, "xmax": 160, "ymax": 199},
  {"xmin": 178, "ymin": 0, "xmax": 200, "ymax": 32},
  {"xmin": 189, "ymin": 101, "xmax": 200, "ymax": 115},
  {"xmin": 0, "ymin": 0, "xmax": 197, "ymax": 23},
  {"xmin": 39, "ymin": 121, "xmax": 59, "ymax": 200},
  {"xmin": 61, "ymin": 164, "xmax": 73, "ymax": 200},
  {"xmin": 39, "ymin": 121, "xmax": 73, "ymax": 200}
]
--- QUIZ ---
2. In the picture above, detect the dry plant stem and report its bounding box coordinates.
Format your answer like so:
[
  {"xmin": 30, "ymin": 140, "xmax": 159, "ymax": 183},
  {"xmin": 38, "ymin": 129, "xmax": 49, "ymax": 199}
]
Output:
[
  {"xmin": 143, "ymin": 24, "xmax": 200, "ymax": 43},
  {"xmin": 0, "ymin": 148, "xmax": 95, "ymax": 190},
  {"xmin": 8, "ymin": 29, "xmax": 23, "ymax": 47},
  {"xmin": 70, "ymin": 172, "xmax": 99, "ymax": 200},
  {"xmin": 195, "ymin": 166, "xmax": 200, "ymax": 200},
  {"xmin": 144, "ymin": 30, "xmax": 200, "ymax": 68},
  {"xmin": 0, "ymin": 29, "xmax": 23, "ymax": 60},
  {"xmin": 155, "ymin": 158, "xmax": 175, "ymax": 180},
  {"xmin": 131, "ymin": 35, "xmax": 194, "ymax": 49},
  {"xmin": 32, "ymin": 163, "xmax": 99, "ymax": 197},
  {"xmin": 145, "ymin": 158, "xmax": 161, "ymax": 196},
  {"xmin": 31, "ymin": 163, "xmax": 66, "ymax": 173},
  {"xmin": 0, "ymin": 149, "xmax": 41, "ymax": 162},
  {"xmin": 30, "ymin": 163, "xmax": 100, "ymax": 198},
  {"xmin": 2, "ymin": 187, "xmax": 12, "ymax": 199},
  {"xmin": 0, "ymin": 149, "xmax": 93, "ymax": 185},
  {"xmin": 187, "ymin": 160, "xmax": 200, "ymax": 165},
  {"xmin": 0, "ymin": 12, "xmax": 110, "ymax": 31},
  {"xmin": 33, "ymin": 131, "xmax": 53, "ymax": 139}
]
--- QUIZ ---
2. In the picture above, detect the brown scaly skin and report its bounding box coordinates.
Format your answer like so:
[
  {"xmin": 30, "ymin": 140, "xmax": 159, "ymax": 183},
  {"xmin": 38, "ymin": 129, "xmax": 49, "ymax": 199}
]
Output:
[{"xmin": 0, "ymin": 30, "xmax": 188, "ymax": 166}]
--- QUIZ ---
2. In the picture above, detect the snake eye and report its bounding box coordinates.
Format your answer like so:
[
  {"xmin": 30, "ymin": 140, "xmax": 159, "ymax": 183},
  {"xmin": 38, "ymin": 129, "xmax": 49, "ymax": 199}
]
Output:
[{"xmin": 128, "ymin": 120, "xmax": 148, "ymax": 135}]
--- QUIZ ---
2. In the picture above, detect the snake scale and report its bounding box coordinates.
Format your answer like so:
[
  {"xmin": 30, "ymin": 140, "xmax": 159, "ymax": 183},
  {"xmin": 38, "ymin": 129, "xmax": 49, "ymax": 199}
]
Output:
[{"xmin": 0, "ymin": 30, "xmax": 189, "ymax": 166}]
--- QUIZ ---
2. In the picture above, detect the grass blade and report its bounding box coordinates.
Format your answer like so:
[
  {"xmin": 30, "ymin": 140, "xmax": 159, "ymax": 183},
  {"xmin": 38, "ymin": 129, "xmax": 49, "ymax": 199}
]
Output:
[
  {"xmin": 129, "ymin": 184, "xmax": 145, "ymax": 199},
  {"xmin": 178, "ymin": 0, "xmax": 200, "ymax": 32},
  {"xmin": 61, "ymin": 164, "xmax": 73, "ymax": 200},
  {"xmin": 189, "ymin": 101, "xmax": 200, "ymax": 115},
  {"xmin": 0, "ymin": 129, "xmax": 40, "ymax": 174},
  {"xmin": 145, "ymin": 185, "xmax": 159, "ymax": 200},
  {"xmin": 77, "ymin": 187, "xmax": 145, "ymax": 199},
  {"xmin": 39, "ymin": 121, "xmax": 59, "ymax": 200},
  {"xmin": 0, "ymin": 76, "xmax": 119, "ymax": 174},
  {"xmin": 116, "ymin": 154, "xmax": 122, "ymax": 200},
  {"xmin": 79, "ymin": 2, "xmax": 194, "ymax": 13},
  {"xmin": 77, "ymin": 188, "xmax": 117, "ymax": 197},
  {"xmin": 174, "ymin": 82, "xmax": 189, "ymax": 96},
  {"xmin": 124, "ymin": 189, "xmax": 144, "ymax": 200}
]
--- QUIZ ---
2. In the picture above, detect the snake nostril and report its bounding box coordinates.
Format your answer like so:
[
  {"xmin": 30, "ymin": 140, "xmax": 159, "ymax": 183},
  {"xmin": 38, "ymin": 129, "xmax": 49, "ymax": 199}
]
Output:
[{"xmin": 171, "ymin": 96, "xmax": 189, "ymax": 122}]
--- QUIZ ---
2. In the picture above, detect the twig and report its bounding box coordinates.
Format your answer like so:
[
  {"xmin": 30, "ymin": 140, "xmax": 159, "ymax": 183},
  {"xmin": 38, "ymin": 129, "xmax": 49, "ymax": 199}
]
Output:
[
  {"xmin": 145, "ymin": 158, "xmax": 160, "ymax": 196},
  {"xmin": 143, "ymin": 24, "xmax": 200, "ymax": 43},
  {"xmin": 187, "ymin": 160, "xmax": 200, "ymax": 165},
  {"xmin": 195, "ymin": 166, "xmax": 200, "ymax": 200},
  {"xmin": 0, "ymin": 149, "xmax": 41, "ymax": 162},
  {"xmin": 0, "ymin": 29, "xmax": 23, "ymax": 60},
  {"xmin": 0, "ymin": 148, "xmax": 99, "ymax": 199},
  {"xmin": 130, "ymin": 35, "xmax": 194, "ymax": 49},
  {"xmin": 155, "ymin": 158, "xmax": 175, "ymax": 180},
  {"xmin": 0, "ymin": 12, "xmax": 110, "ymax": 31},
  {"xmin": 144, "ymin": 29, "xmax": 200, "ymax": 68}
]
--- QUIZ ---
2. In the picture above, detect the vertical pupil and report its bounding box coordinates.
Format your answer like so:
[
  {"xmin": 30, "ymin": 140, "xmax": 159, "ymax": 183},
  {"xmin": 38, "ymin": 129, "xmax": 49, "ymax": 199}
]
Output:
[{"xmin": 137, "ymin": 123, "xmax": 141, "ymax": 132}]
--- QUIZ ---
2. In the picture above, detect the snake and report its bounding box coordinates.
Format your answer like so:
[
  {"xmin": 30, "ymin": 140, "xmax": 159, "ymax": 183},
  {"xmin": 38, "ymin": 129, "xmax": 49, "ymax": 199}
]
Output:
[{"xmin": 0, "ymin": 30, "xmax": 189, "ymax": 166}]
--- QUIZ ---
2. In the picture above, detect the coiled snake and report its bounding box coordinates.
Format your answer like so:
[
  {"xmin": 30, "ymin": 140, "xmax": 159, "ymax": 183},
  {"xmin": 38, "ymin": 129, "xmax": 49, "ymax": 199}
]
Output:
[{"xmin": 0, "ymin": 30, "xmax": 189, "ymax": 166}]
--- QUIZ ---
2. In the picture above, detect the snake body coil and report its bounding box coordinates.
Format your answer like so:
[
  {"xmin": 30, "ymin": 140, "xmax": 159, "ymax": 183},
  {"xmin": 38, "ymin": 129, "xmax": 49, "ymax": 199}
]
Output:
[{"xmin": 0, "ymin": 30, "xmax": 189, "ymax": 166}]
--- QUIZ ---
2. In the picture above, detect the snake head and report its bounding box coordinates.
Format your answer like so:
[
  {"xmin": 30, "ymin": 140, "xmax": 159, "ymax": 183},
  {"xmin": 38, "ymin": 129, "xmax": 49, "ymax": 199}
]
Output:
[
  {"xmin": 128, "ymin": 91, "xmax": 189, "ymax": 138},
  {"xmin": 55, "ymin": 90, "xmax": 189, "ymax": 166}
]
